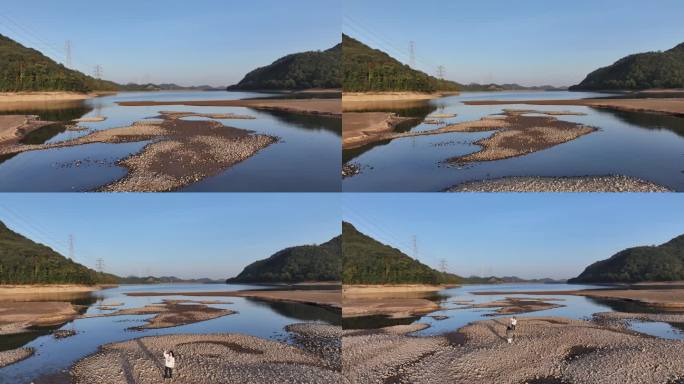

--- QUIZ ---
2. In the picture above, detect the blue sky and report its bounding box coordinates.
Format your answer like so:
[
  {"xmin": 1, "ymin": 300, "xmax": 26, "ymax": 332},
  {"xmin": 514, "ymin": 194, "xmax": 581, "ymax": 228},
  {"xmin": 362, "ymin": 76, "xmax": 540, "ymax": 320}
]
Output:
[
  {"xmin": 0, "ymin": 0, "xmax": 340, "ymax": 86},
  {"xmin": 344, "ymin": 0, "xmax": 684, "ymax": 86},
  {"xmin": 0, "ymin": 194, "xmax": 340, "ymax": 279},
  {"xmin": 343, "ymin": 194, "xmax": 684, "ymax": 280}
]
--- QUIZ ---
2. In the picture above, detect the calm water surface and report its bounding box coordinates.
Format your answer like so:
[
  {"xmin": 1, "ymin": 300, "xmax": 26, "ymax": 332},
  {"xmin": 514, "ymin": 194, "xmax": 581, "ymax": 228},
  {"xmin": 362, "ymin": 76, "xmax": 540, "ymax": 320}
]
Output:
[
  {"xmin": 343, "ymin": 91, "xmax": 684, "ymax": 191},
  {"xmin": 0, "ymin": 283, "xmax": 340, "ymax": 383},
  {"xmin": 0, "ymin": 91, "xmax": 341, "ymax": 192}
]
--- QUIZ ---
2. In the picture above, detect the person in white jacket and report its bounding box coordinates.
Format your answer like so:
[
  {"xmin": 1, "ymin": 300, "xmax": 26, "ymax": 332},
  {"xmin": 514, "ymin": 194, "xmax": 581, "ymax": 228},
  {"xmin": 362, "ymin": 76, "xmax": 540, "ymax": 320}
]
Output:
[
  {"xmin": 510, "ymin": 316, "xmax": 517, "ymax": 330},
  {"xmin": 163, "ymin": 350, "xmax": 176, "ymax": 379}
]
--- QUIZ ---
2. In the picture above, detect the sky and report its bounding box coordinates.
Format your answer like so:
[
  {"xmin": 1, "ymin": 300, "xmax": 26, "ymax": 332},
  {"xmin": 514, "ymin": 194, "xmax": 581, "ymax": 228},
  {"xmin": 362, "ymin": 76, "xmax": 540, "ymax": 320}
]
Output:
[
  {"xmin": 0, "ymin": 0, "xmax": 340, "ymax": 86},
  {"xmin": 343, "ymin": 194, "xmax": 684, "ymax": 280},
  {"xmin": 343, "ymin": 0, "xmax": 684, "ymax": 86},
  {"xmin": 0, "ymin": 194, "xmax": 340, "ymax": 280}
]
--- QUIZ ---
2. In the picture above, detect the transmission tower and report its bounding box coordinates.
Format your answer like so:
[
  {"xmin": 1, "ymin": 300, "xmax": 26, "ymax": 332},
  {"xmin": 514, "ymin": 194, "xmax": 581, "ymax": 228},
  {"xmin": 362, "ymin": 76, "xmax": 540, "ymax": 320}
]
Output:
[
  {"xmin": 437, "ymin": 65, "xmax": 445, "ymax": 80},
  {"xmin": 68, "ymin": 234, "xmax": 74, "ymax": 260},
  {"xmin": 439, "ymin": 258, "xmax": 448, "ymax": 273},
  {"xmin": 96, "ymin": 258, "xmax": 105, "ymax": 273},
  {"xmin": 64, "ymin": 40, "xmax": 72, "ymax": 68},
  {"xmin": 93, "ymin": 65, "xmax": 103, "ymax": 80},
  {"xmin": 409, "ymin": 41, "xmax": 416, "ymax": 67},
  {"xmin": 412, "ymin": 235, "xmax": 418, "ymax": 259}
]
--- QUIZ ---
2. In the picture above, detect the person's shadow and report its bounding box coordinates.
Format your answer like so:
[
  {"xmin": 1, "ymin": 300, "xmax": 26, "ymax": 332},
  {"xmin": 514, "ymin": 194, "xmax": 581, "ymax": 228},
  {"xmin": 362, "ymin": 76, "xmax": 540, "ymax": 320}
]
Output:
[
  {"xmin": 483, "ymin": 318, "xmax": 509, "ymax": 342},
  {"xmin": 135, "ymin": 338, "xmax": 169, "ymax": 378}
]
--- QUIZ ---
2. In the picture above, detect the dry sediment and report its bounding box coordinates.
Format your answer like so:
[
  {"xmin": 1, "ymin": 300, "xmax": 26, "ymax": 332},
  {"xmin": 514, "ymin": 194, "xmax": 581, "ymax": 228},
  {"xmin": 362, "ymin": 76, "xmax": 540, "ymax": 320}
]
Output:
[
  {"xmin": 0, "ymin": 347, "xmax": 34, "ymax": 368},
  {"xmin": 0, "ymin": 301, "xmax": 79, "ymax": 335},
  {"xmin": 468, "ymin": 297, "xmax": 564, "ymax": 315},
  {"xmin": 448, "ymin": 175, "xmax": 673, "ymax": 192},
  {"xmin": 286, "ymin": 323, "xmax": 342, "ymax": 370},
  {"xmin": 71, "ymin": 326, "xmax": 342, "ymax": 383},
  {"xmin": 117, "ymin": 98, "xmax": 342, "ymax": 117},
  {"xmin": 343, "ymin": 317, "xmax": 684, "ymax": 384},
  {"xmin": 0, "ymin": 114, "xmax": 55, "ymax": 146}
]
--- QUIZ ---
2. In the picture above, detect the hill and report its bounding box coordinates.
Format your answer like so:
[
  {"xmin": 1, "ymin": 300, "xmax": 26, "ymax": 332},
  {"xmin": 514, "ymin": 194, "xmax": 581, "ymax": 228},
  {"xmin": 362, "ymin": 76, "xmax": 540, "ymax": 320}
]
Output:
[
  {"xmin": 342, "ymin": 34, "xmax": 460, "ymax": 93},
  {"xmin": 227, "ymin": 43, "xmax": 341, "ymax": 91},
  {"xmin": 342, "ymin": 222, "xmax": 461, "ymax": 285},
  {"xmin": 570, "ymin": 42, "xmax": 684, "ymax": 91},
  {"xmin": 0, "ymin": 33, "xmax": 119, "ymax": 92},
  {"xmin": 0, "ymin": 221, "xmax": 117, "ymax": 285},
  {"xmin": 226, "ymin": 235, "xmax": 341, "ymax": 283},
  {"xmin": 569, "ymin": 234, "xmax": 684, "ymax": 283}
]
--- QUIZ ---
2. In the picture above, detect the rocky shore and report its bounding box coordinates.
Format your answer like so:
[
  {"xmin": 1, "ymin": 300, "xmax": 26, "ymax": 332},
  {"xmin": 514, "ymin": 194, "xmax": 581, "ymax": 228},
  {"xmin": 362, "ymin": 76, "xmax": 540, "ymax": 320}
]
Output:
[
  {"xmin": 0, "ymin": 347, "xmax": 34, "ymax": 369},
  {"xmin": 448, "ymin": 175, "xmax": 673, "ymax": 192},
  {"xmin": 343, "ymin": 317, "xmax": 684, "ymax": 384},
  {"xmin": 71, "ymin": 324, "xmax": 342, "ymax": 383}
]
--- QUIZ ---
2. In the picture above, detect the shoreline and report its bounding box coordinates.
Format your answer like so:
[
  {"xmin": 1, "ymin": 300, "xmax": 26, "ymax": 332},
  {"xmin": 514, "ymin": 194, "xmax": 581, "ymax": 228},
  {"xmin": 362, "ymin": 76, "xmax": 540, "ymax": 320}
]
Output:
[
  {"xmin": 342, "ymin": 285, "xmax": 451, "ymax": 318},
  {"xmin": 116, "ymin": 98, "xmax": 341, "ymax": 117},
  {"xmin": 0, "ymin": 91, "xmax": 114, "ymax": 104},
  {"xmin": 342, "ymin": 91, "xmax": 458, "ymax": 103},
  {"xmin": 447, "ymin": 175, "xmax": 673, "ymax": 192},
  {"xmin": 463, "ymin": 97, "xmax": 684, "ymax": 117}
]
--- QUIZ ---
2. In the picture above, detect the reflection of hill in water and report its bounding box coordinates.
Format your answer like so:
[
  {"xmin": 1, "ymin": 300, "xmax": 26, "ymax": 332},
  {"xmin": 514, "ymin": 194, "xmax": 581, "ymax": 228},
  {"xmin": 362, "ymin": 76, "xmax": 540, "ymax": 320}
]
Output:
[
  {"xmin": 595, "ymin": 108, "xmax": 684, "ymax": 138},
  {"xmin": 0, "ymin": 103, "xmax": 92, "ymax": 123},
  {"xmin": 244, "ymin": 297, "xmax": 340, "ymax": 325},
  {"xmin": 256, "ymin": 109, "xmax": 341, "ymax": 136},
  {"xmin": 343, "ymin": 101, "xmax": 438, "ymax": 163}
]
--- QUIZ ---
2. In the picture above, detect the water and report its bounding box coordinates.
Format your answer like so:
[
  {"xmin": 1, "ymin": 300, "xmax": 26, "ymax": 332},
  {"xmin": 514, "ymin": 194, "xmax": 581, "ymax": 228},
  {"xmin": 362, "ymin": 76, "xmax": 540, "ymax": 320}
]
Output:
[
  {"xmin": 0, "ymin": 284, "xmax": 340, "ymax": 383},
  {"xmin": 0, "ymin": 91, "xmax": 341, "ymax": 192},
  {"xmin": 343, "ymin": 284, "xmax": 684, "ymax": 341},
  {"xmin": 343, "ymin": 91, "xmax": 684, "ymax": 191}
]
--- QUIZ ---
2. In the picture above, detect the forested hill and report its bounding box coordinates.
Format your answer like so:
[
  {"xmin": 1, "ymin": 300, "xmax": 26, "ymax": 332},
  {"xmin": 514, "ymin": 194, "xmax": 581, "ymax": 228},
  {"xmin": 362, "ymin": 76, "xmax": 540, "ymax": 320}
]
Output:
[
  {"xmin": 227, "ymin": 43, "xmax": 341, "ymax": 90},
  {"xmin": 226, "ymin": 235, "xmax": 341, "ymax": 283},
  {"xmin": 0, "ymin": 220, "xmax": 118, "ymax": 284},
  {"xmin": 342, "ymin": 222, "xmax": 461, "ymax": 285},
  {"xmin": 569, "ymin": 233, "xmax": 684, "ymax": 283},
  {"xmin": 570, "ymin": 42, "xmax": 684, "ymax": 91},
  {"xmin": 0, "ymin": 34, "xmax": 119, "ymax": 92},
  {"xmin": 342, "ymin": 34, "xmax": 460, "ymax": 93}
]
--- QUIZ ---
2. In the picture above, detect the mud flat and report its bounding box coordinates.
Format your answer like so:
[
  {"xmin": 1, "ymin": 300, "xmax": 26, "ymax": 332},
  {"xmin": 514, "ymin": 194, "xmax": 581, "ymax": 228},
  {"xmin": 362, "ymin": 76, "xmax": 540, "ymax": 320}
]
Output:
[
  {"xmin": 85, "ymin": 299, "xmax": 235, "ymax": 330},
  {"xmin": 125, "ymin": 289, "xmax": 341, "ymax": 309},
  {"xmin": 0, "ymin": 92, "xmax": 108, "ymax": 103},
  {"xmin": 0, "ymin": 115, "xmax": 56, "ymax": 146},
  {"xmin": 0, "ymin": 347, "xmax": 34, "ymax": 368},
  {"xmin": 0, "ymin": 301, "xmax": 79, "ymax": 335},
  {"xmin": 342, "ymin": 286, "xmax": 449, "ymax": 318},
  {"xmin": 71, "ymin": 325, "xmax": 342, "ymax": 383},
  {"xmin": 468, "ymin": 297, "xmax": 564, "ymax": 315},
  {"xmin": 0, "ymin": 284, "xmax": 105, "ymax": 298},
  {"xmin": 448, "ymin": 175, "xmax": 673, "ymax": 192},
  {"xmin": 117, "ymin": 98, "xmax": 341, "ymax": 117},
  {"xmin": 342, "ymin": 112, "xmax": 415, "ymax": 149},
  {"xmin": 342, "ymin": 92, "xmax": 457, "ymax": 102},
  {"xmin": 343, "ymin": 317, "xmax": 684, "ymax": 384},
  {"xmin": 463, "ymin": 98, "xmax": 684, "ymax": 117},
  {"xmin": 0, "ymin": 111, "xmax": 277, "ymax": 192}
]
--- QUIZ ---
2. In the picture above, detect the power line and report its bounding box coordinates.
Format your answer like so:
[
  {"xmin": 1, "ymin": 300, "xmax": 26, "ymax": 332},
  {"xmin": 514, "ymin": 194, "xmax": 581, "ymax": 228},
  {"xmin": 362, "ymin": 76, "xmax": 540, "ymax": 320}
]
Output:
[
  {"xmin": 409, "ymin": 41, "xmax": 416, "ymax": 67},
  {"xmin": 64, "ymin": 40, "xmax": 72, "ymax": 68},
  {"xmin": 69, "ymin": 234, "xmax": 75, "ymax": 260}
]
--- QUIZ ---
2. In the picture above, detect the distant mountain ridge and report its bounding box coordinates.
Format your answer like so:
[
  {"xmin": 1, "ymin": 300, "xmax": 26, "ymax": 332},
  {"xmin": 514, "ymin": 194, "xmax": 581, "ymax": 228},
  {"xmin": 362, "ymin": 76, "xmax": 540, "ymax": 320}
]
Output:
[
  {"xmin": 342, "ymin": 222, "xmax": 461, "ymax": 285},
  {"xmin": 463, "ymin": 276, "xmax": 565, "ymax": 284},
  {"xmin": 570, "ymin": 42, "xmax": 684, "ymax": 91},
  {"xmin": 119, "ymin": 83, "xmax": 225, "ymax": 92},
  {"xmin": 226, "ymin": 235, "xmax": 341, "ymax": 283},
  {"xmin": 459, "ymin": 83, "xmax": 567, "ymax": 92},
  {"xmin": 119, "ymin": 276, "xmax": 223, "ymax": 284},
  {"xmin": 569, "ymin": 233, "xmax": 684, "ymax": 283},
  {"xmin": 0, "ymin": 220, "xmax": 117, "ymax": 284},
  {"xmin": 342, "ymin": 34, "xmax": 460, "ymax": 93},
  {"xmin": 227, "ymin": 43, "xmax": 341, "ymax": 90}
]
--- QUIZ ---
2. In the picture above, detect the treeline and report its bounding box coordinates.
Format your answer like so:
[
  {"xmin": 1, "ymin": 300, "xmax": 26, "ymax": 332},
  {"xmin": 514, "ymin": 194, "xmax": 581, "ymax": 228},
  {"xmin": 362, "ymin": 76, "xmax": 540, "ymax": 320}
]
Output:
[
  {"xmin": 570, "ymin": 42, "xmax": 684, "ymax": 91},
  {"xmin": 227, "ymin": 235, "xmax": 341, "ymax": 283},
  {"xmin": 0, "ymin": 221, "xmax": 118, "ymax": 285},
  {"xmin": 228, "ymin": 44, "xmax": 341, "ymax": 90},
  {"xmin": 0, "ymin": 33, "xmax": 118, "ymax": 92},
  {"xmin": 342, "ymin": 222, "xmax": 461, "ymax": 285},
  {"xmin": 569, "ymin": 233, "xmax": 684, "ymax": 283},
  {"xmin": 342, "ymin": 34, "xmax": 460, "ymax": 93}
]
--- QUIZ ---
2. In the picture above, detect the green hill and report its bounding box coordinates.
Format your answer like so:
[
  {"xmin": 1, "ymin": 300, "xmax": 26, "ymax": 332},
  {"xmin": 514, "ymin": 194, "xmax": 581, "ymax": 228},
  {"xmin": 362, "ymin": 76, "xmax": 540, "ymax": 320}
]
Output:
[
  {"xmin": 227, "ymin": 43, "xmax": 341, "ymax": 91},
  {"xmin": 570, "ymin": 42, "xmax": 684, "ymax": 91},
  {"xmin": 342, "ymin": 34, "xmax": 460, "ymax": 93},
  {"xmin": 342, "ymin": 222, "xmax": 461, "ymax": 285},
  {"xmin": 226, "ymin": 235, "xmax": 341, "ymax": 283},
  {"xmin": 0, "ymin": 34, "xmax": 119, "ymax": 92},
  {"xmin": 569, "ymin": 234, "xmax": 684, "ymax": 283},
  {"xmin": 0, "ymin": 221, "xmax": 117, "ymax": 285}
]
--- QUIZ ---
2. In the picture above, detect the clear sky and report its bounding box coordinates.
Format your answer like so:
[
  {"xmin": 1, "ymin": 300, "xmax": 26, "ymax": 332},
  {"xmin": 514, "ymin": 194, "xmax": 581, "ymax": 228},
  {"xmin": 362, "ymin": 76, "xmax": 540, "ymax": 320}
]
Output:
[
  {"xmin": 0, "ymin": 0, "xmax": 340, "ymax": 86},
  {"xmin": 343, "ymin": 194, "xmax": 684, "ymax": 280},
  {"xmin": 343, "ymin": 0, "xmax": 684, "ymax": 86},
  {"xmin": 0, "ymin": 194, "xmax": 340, "ymax": 280}
]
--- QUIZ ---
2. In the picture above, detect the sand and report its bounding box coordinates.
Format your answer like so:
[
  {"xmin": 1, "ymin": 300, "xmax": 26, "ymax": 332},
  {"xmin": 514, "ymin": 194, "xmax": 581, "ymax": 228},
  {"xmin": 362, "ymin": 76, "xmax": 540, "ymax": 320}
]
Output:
[
  {"xmin": 342, "ymin": 285, "xmax": 449, "ymax": 318},
  {"xmin": 343, "ymin": 317, "xmax": 684, "ymax": 384},
  {"xmin": 125, "ymin": 289, "xmax": 341, "ymax": 309},
  {"xmin": 0, "ymin": 111, "xmax": 277, "ymax": 192},
  {"xmin": 342, "ymin": 112, "xmax": 414, "ymax": 149},
  {"xmin": 468, "ymin": 297, "xmax": 564, "ymax": 315},
  {"xmin": 448, "ymin": 175, "xmax": 673, "ymax": 192},
  {"xmin": 71, "ymin": 326, "xmax": 342, "ymax": 383},
  {"xmin": 0, "ymin": 115, "xmax": 55, "ymax": 145},
  {"xmin": 0, "ymin": 284, "xmax": 105, "ymax": 297},
  {"xmin": 117, "ymin": 98, "xmax": 341, "ymax": 117},
  {"xmin": 0, "ymin": 347, "xmax": 34, "ymax": 369},
  {"xmin": 342, "ymin": 92, "xmax": 457, "ymax": 102},
  {"xmin": 463, "ymin": 98, "xmax": 684, "ymax": 117},
  {"xmin": 0, "ymin": 301, "xmax": 79, "ymax": 335},
  {"xmin": 0, "ymin": 92, "xmax": 107, "ymax": 103}
]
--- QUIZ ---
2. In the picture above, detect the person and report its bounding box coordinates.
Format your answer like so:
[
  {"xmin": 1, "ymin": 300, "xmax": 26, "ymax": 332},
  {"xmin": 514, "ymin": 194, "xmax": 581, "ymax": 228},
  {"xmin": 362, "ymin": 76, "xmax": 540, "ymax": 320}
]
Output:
[
  {"xmin": 510, "ymin": 316, "xmax": 517, "ymax": 331},
  {"xmin": 163, "ymin": 350, "xmax": 175, "ymax": 379},
  {"xmin": 505, "ymin": 324, "xmax": 514, "ymax": 344}
]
